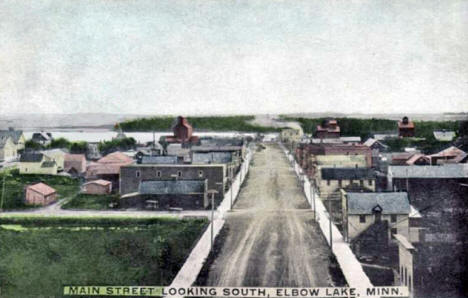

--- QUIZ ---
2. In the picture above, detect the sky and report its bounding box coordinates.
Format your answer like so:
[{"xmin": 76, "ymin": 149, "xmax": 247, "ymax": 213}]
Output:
[{"xmin": 0, "ymin": 0, "xmax": 467, "ymax": 115}]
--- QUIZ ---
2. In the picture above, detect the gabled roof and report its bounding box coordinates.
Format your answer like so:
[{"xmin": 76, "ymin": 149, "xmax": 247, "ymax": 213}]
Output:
[
  {"xmin": 141, "ymin": 155, "xmax": 178, "ymax": 164},
  {"xmin": 20, "ymin": 153, "xmax": 44, "ymax": 163},
  {"xmin": 347, "ymin": 192, "xmax": 410, "ymax": 215},
  {"xmin": 433, "ymin": 130, "xmax": 456, "ymax": 141},
  {"xmin": 191, "ymin": 145, "xmax": 243, "ymax": 152},
  {"xmin": 28, "ymin": 182, "xmax": 56, "ymax": 196},
  {"xmin": 0, "ymin": 134, "xmax": 13, "ymax": 149},
  {"xmin": 389, "ymin": 164, "xmax": 468, "ymax": 178},
  {"xmin": 139, "ymin": 180, "xmax": 206, "ymax": 195},
  {"xmin": 430, "ymin": 146, "xmax": 465, "ymax": 158},
  {"xmin": 83, "ymin": 179, "xmax": 111, "ymax": 186},
  {"xmin": 321, "ymin": 167, "xmax": 375, "ymax": 180},
  {"xmin": 406, "ymin": 154, "xmax": 429, "ymax": 165},
  {"xmin": 98, "ymin": 151, "xmax": 133, "ymax": 164},
  {"xmin": 394, "ymin": 234, "xmax": 415, "ymax": 250},
  {"xmin": 32, "ymin": 132, "xmax": 52, "ymax": 140},
  {"xmin": 65, "ymin": 154, "xmax": 86, "ymax": 162},
  {"xmin": 0, "ymin": 129, "xmax": 23, "ymax": 144}
]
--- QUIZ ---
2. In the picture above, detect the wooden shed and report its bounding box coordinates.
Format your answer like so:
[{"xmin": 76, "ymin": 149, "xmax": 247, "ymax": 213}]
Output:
[{"xmin": 25, "ymin": 182, "xmax": 57, "ymax": 206}]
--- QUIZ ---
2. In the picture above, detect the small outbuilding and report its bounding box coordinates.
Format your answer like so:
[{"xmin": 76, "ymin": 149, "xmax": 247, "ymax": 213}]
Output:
[
  {"xmin": 25, "ymin": 182, "xmax": 57, "ymax": 206},
  {"xmin": 82, "ymin": 179, "xmax": 112, "ymax": 194}
]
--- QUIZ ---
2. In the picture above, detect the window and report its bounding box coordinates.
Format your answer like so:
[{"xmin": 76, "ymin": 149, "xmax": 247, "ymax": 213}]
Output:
[
  {"xmin": 391, "ymin": 214, "xmax": 397, "ymax": 223},
  {"xmin": 360, "ymin": 180, "xmax": 364, "ymax": 187},
  {"xmin": 156, "ymin": 171, "xmax": 161, "ymax": 178},
  {"xmin": 368, "ymin": 179, "xmax": 373, "ymax": 186},
  {"xmin": 177, "ymin": 171, "xmax": 182, "ymax": 178},
  {"xmin": 198, "ymin": 170, "xmax": 204, "ymax": 178},
  {"xmin": 338, "ymin": 180, "xmax": 342, "ymax": 187},
  {"xmin": 391, "ymin": 228, "xmax": 397, "ymax": 237},
  {"xmin": 136, "ymin": 171, "xmax": 140, "ymax": 178},
  {"xmin": 404, "ymin": 268, "xmax": 407, "ymax": 286},
  {"xmin": 359, "ymin": 215, "xmax": 366, "ymax": 223},
  {"xmin": 327, "ymin": 180, "xmax": 330, "ymax": 186}
]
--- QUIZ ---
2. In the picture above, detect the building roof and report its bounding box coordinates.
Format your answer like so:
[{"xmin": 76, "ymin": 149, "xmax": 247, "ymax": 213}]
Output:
[
  {"xmin": 347, "ymin": 192, "xmax": 410, "ymax": 215},
  {"xmin": 0, "ymin": 128, "xmax": 23, "ymax": 144},
  {"xmin": 141, "ymin": 155, "xmax": 178, "ymax": 164},
  {"xmin": 393, "ymin": 234, "xmax": 415, "ymax": 250},
  {"xmin": 42, "ymin": 148, "xmax": 68, "ymax": 155},
  {"xmin": 433, "ymin": 130, "xmax": 456, "ymax": 141},
  {"xmin": 373, "ymin": 133, "xmax": 398, "ymax": 141},
  {"xmin": 339, "ymin": 136, "xmax": 361, "ymax": 142},
  {"xmin": 389, "ymin": 164, "xmax": 468, "ymax": 178},
  {"xmin": 28, "ymin": 182, "xmax": 56, "ymax": 196},
  {"xmin": 321, "ymin": 167, "xmax": 375, "ymax": 180},
  {"xmin": 199, "ymin": 137, "xmax": 244, "ymax": 147},
  {"xmin": 430, "ymin": 146, "xmax": 465, "ymax": 158},
  {"xmin": 20, "ymin": 153, "xmax": 44, "ymax": 163},
  {"xmin": 406, "ymin": 154, "xmax": 429, "ymax": 165},
  {"xmin": 139, "ymin": 179, "xmax": 206, "ymax": 195},
  {"xmin": 0, "ymin": 134, "xmax": 13, "ymax": 149},
  {"xmin": 192, "ymin": 152, "xmax": 233, "ymax": 164},
  {"xmin": 32, "ymin": 132, "xmax": 52, "ymax": 140},
  {"xmin": 97, "ymin": 151, "xmax": 133, "ymax": 164},
  {"xmin": 65, "ymin": 154, "xmax": 86, "ymax": 162},
  {"xmin": 87, "ymin": 163, "xmax": 123, "ymax": 176},
  {"xmin": 83, "ymin": 179, "xmax": 111, "ymax": 186},
  {"xmin": 191, "ymin": 145, "xmax": 243, "ymax": 152}
]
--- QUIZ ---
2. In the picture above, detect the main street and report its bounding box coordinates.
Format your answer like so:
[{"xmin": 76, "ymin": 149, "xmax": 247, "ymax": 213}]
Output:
[{"xmin": 204, "ymin": 143, "xmax": 335, "ymax": 287}]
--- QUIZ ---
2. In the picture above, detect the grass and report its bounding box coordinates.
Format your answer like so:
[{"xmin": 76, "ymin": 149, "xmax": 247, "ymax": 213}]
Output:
[
  {"xmin": 0, "ymin": 169, "xmax": 80, "ymax": 210},
  {"xmin": 0, "ymin": 217, "xmax": 208, "ymax": 297},
  {"xmin": 118, "ymin": 115, "xmax": 279, "ymax": 132},
  {"xmin": 61, "ymin": 193, "xmax": 120, "ymax": 210}
]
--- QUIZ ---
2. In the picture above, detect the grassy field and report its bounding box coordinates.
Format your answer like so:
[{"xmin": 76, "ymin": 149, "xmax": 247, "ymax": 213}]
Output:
[
  {"xmin": 0, "ymin": 169, "xmax": 80, "ymax": 210},
  {"xmin": 61, "ymin": 193, "xmax": 120, "ymax": 210},
  {"xmin": 0, "ymin": 216, "xmax": 208, "ymax": 297},
  {"xmin": 118, "ymin": 115, "xmax": 279, "ymax": 132}
]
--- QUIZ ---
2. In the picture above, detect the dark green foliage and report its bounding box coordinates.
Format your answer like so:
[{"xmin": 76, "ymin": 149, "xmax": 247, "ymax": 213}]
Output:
[
  {"xmin": 119, "ymin": 116, "xmax": 279, "ymax": 132},
  {"xmin": 42, "ymin": 138, "xmax": 88, "ymax": 154},
  {"xmin": 282, "ymin": 116, "xmax": 460, "ymax": 145},
  {"xmin": 61, "ymin": 194, "xmax": 120, "ymax": 210},
  {"xmin": 24, "ymin": 139, "xmax": 43, "ymax": 151},
  {"xmin": 0, "ymin": 217, "xmax": 207, "ymax": 296},
  {"xmin": 98, "ymin": 137, "xmax": 136, "ymax": 155},
  {"xmin": 383, "ymin": 136, "xmax": 452, "ymax": 154},
  {"xmin": 0, "ymin": 169, "xmax": 79, "ymax": 210}
]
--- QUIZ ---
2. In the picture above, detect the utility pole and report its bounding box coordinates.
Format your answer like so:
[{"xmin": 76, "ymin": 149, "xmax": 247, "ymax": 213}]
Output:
[
  {"xmin": 328, "ymin": 197, "xmax": 333, "ymax": 252},
  {"xmin": 207, "ymin": 189, "xmax": 219, "ymax": 250},
  {"xmin": 230, "ymin": 167, "xmax": 233, "ymax": 210}
]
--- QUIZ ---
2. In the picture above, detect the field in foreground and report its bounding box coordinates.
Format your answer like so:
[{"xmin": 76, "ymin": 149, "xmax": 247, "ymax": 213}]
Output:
[{"xmin": 0, "ymin": 217, "xmax": 207, "ymax": 297}]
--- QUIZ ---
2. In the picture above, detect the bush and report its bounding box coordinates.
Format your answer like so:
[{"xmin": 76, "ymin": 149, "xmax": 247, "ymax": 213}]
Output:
[{"xmin": 98, "ymin": 137, "xmax": 137, "ymax": 155}]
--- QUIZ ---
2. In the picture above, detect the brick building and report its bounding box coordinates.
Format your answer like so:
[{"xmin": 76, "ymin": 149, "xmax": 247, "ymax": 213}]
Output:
[
  {"xmin": 315, "ymin": 119, "xmax": 340, "ymax": 139},
  {"xmin": 165, "ymin": 116, "xmax": 200, "ymax": 144},
  {"xmin": 120, "ymin": 163, "xmax": 226, "ymax": 203},
  {"xmin": 398, "ymin": 116, "xmax": 415, "ymax": 137}
]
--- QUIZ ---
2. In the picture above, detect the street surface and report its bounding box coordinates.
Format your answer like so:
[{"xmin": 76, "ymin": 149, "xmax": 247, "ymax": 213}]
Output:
[{"xmin": 204, "ymin": 143, "xmax": 334, "ymax": 287}]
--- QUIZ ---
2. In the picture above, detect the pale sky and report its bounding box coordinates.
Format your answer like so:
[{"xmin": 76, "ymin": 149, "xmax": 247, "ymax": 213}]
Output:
[{"xmin": 1, "ymin": 0, "xmax": 467, "ymax": 115}]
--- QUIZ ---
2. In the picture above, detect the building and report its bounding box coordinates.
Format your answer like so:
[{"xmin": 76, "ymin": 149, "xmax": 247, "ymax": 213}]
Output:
[
  {"xmin": 0, "ymin": 127, "xmax": 26, "ymax": 152},
  {"xmin": 0, "ymin": 135, "xmax": 17, "ymax": 162},
  {"xmin": 364, "ymin": 138, "xmax": 388, "ymax": 151},
  {"xmin": 394, "ymin": 234, "xmax": 416, "ymax": 297},
  {"xmin": 32, "ymin": 131, "xmax": 53, "ymax": 146},
  {"xmin": 429, "ymin": 146, "xmax": 467, "ymax": 165},
  {"xmin": 25, "ymin": 182, "xmax": 57, "ymax": 205},
  {"xmin": 296, "ymin": 143, "xmax": 373, "ymax": 177},
  {"xmin": 165, "ymin": 116, "xmax": 200, "ymax": 144},
  {"xmin": 398, "ymin": 117, "xmax": 415, "ymax": 138},
  {"xmin": 42, "ymin": 149, "xmax": 67, "ymax": 171},
  {"xmin": 139, "ymin": 155, "xmax": 178, "ymax": 165},
  {"xmin": 315, "ymin": 119, "xmax": 340, "ymax": 139},
  {"xmin": 82, "ymin": 179, "xmax": 112, "ymax": 194},
  {"xmin": 120, "ymin": 179, "xmax": 208, "ymax": 209},
  {"xmin": 342, "ymin": 191, "xmax": 410, "ymax": 242},
  {"xmin": 317, "ymin": 167, "xmax": 376, "ymax": 197},
  {"xmin": 19, "ymin": 153, "xmax": 58, "ymax": 175},
  {"xmin": 86, "ymin": 151, "xmax": 134, "ymax": 189},
  {"xmin": 433, "ymin": 130, "xmax": 456, "ymax": 142},
  {"xmin": 166, "ymin": 144, "xmax": 191, "ymax": 163},
  {"xmin": 64, "ymin": 154, "xmax": 87, "ymax": 176},
  {"xmin": 280, "ymin": 127, "xmax": 304, "ymax": 144},
  {"xmin": 120, "ymin": 163, "xmax": 226, "ymax": 203}
]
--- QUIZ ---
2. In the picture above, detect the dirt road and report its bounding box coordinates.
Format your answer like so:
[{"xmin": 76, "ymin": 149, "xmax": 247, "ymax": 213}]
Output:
[{"xmin": 204, "ymin": 143, "xmax": 334, "ymax": 287}]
